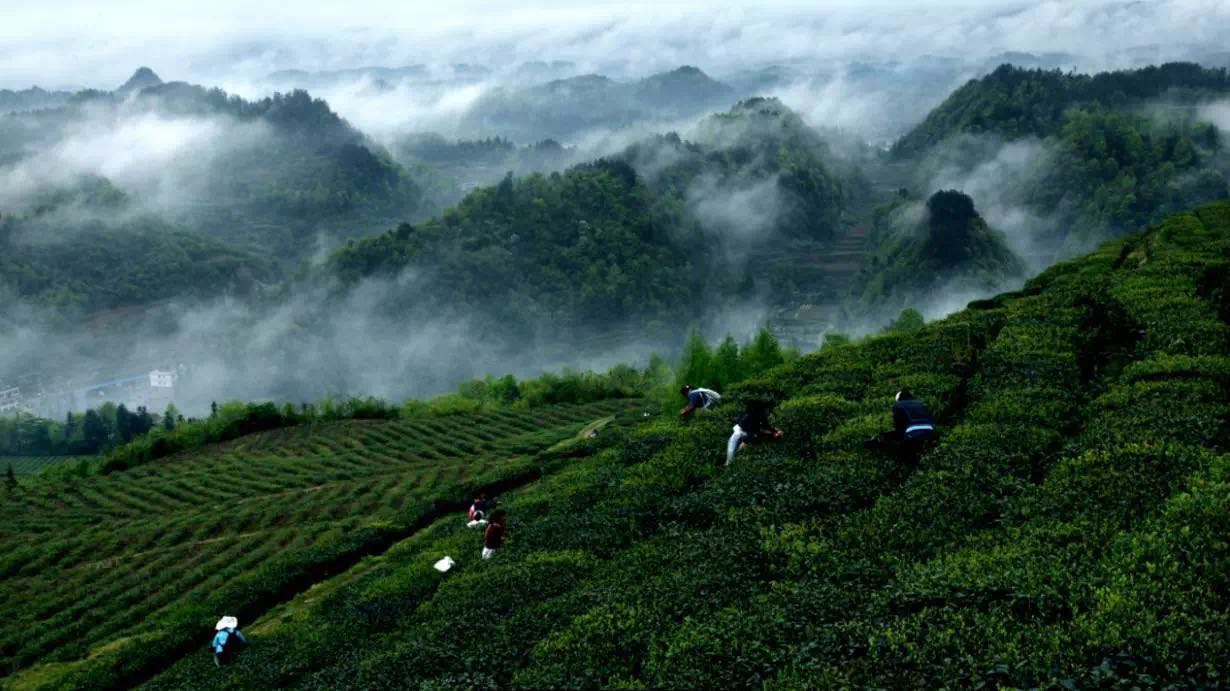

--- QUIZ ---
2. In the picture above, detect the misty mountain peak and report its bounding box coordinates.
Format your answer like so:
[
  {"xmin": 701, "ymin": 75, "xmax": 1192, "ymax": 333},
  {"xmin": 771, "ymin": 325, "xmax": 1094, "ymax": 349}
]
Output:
[{"xmin": 118, "ymin": 66, "xmax": 163, "ymax": 93}]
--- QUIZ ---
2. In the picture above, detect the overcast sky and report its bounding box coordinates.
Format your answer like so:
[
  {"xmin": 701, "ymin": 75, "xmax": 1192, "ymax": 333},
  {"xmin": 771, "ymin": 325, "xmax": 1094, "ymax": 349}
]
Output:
[{"xmin": 1, "ymin": 0, "xmax": 1228, "ymax": 90}]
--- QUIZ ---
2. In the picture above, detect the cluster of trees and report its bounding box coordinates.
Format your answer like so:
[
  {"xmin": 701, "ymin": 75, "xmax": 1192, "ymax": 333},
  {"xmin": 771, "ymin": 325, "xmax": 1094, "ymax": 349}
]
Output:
[
  {"xmin": 0, "ymin": 402, "xmax": 170, "ymax": 456},
  {"xmin": 673, "ymin": 327, "xmax": 796, "ymax": 393}
]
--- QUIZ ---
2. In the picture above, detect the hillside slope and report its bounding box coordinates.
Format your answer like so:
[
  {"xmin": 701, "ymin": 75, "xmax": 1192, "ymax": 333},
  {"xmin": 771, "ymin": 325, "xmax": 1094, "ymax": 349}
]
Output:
[
  {"xmin": 0, "ymin": 399, "xmax": 645, "ymax": 688},
  {"xmin": 128, "ymin": 202, "xmax": 1230, "ymax": 688}
]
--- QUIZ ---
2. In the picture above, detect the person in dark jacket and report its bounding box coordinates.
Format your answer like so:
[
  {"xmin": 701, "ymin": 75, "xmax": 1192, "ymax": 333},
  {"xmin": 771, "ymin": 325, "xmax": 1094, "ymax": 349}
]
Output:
[
  {"xmin": 866, "ymin": 390, "xmax": 937, "ymax": 458},
  {"xmin": 211, "ymin": 616, "xmax": 247, "ymax": 667},
  {"xmin": 482, "ymin": 509, "xmax": 507, "ymax": 559},
  {"xmin": 891, "ymin": 390, "xmax": 936, "ymax": 442},
  {"xmin": 725, "ymin": 399, "xmax": 783, "ymax": 465}
]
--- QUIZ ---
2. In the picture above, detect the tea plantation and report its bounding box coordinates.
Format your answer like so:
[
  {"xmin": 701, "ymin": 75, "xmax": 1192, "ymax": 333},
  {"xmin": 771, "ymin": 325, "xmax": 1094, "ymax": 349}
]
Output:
[
  {"xmin": 0, "ymin": 457, "xmax": 93, "ymax": 476},
  {"xmin": 8, "ymin": 202, "xmax": 1230, "ymax": 689},
  {"xmin": 1, "ymin": 398, "xmax": 645, "ymax": 688}
]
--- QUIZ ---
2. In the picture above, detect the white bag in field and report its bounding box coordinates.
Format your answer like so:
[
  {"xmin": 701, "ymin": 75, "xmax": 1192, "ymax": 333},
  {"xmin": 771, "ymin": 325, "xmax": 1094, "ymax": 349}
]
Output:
[
  {"xmin": 433, "ymin": 556, "xmax": 456, "ymax": 573},
  {"xmin": 467, "ymin": 519, "xmax": 488, "ymax": 528}
]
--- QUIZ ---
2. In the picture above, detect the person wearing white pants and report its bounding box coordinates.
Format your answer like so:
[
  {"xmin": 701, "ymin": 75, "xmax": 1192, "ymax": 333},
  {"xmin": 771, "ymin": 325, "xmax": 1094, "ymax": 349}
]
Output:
[
  {"xmin": 725, "ymin": 399, "xmax": 782, "ymax": 465},
  {"xmin": 726, "ymin": 424, "xmax": 748, "ymax": 465}
]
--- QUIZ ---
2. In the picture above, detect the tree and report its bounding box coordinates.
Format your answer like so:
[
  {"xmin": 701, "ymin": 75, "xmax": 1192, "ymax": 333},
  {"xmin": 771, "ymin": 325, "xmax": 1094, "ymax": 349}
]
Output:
[
  {"xmin": 676, "ymin": 329, "xmax": 715, "ymax": 390},
  {"xmin": 163, "ymin": 403, "xmax": 179, "ymax": 432},
  {"xmin": 115, "ymin": 404, "xmax": 133, "ymax": 444},
  {"xmin": 884, "ymin": 308, "xmax": 925, "ymax": 334},
  {"xmin": 821, "ymin": 332, "xmax": 851, "ymax": 350},
  {"xmin": 82, "ymin": 409, "xmax": 108, "ymax": 452},
  {"xmin": 4, "ymin": 463, "xmax": 15, "ymax": 490},
  {"xmin": 713, "ymin": 336, "xmax": 742, "ymax": 388},
  {"xmin": 743, "ymin": 329, "xmax": 785, "ymax": 376}
]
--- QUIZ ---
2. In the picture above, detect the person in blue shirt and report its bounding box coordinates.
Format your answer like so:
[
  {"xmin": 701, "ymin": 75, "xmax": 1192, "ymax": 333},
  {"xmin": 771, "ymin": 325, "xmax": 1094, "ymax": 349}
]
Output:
[
  {"xmin": 211, "ymin": 616, "xmax": 248, "ymax": 667},
  {"xmin": 679, "ymin": 385, "xmax": 721, "ymax": 417}
]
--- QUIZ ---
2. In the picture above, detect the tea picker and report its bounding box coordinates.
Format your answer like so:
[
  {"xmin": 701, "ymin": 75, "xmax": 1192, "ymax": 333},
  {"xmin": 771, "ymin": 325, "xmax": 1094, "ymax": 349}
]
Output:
[
  {"xmin": 679, "ymin": 385, "xmax": 721, "ymax": 418},
  {"xmin": 211, "ymin": 616, "xmax": 248, "ymax": 667},
  {"xmin": 865, "ymin": 390, "xmax": 937, "ymax": 461},
  {"xmin": 725, "ymin": 398, "xmax": 783, "ymax": 465}
]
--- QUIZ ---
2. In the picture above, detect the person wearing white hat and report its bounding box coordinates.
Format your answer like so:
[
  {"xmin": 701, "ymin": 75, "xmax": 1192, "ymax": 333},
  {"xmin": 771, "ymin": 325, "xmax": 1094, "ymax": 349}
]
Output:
[{"xmin": 211, "ymin": 616, "xmax": 248, "ymax": 667}]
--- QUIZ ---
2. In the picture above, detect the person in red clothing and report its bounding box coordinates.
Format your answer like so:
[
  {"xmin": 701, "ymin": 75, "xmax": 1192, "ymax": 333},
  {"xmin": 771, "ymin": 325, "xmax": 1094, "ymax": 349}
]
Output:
[{"xmin": 482, "ymin": 509, "xmax": 507, "ymax": 559}]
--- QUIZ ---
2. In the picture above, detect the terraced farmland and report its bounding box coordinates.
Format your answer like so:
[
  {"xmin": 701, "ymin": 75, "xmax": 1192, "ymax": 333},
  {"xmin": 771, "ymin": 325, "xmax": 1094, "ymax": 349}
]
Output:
[
  {"xmin": 0, "ymin": 456, "xmax": 93, "ymax": 476},
  {"xmin": 134, "ymin": 202, "xmax": 1228, "ymax": 689},
  {"xmin": 0, "ymin": 398, "xmax": 645, "ymax": 684}
]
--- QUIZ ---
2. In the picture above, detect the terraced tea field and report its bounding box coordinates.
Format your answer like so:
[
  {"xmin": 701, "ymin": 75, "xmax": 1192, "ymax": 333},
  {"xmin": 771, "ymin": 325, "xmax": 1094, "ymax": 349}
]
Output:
[
  {"xmin": 0, "ymin": 456, "xmax": 93, "ymax": 476},
  {"xmin": 0, "ymin": 398, "xmax": 645, "ymax": 683}
]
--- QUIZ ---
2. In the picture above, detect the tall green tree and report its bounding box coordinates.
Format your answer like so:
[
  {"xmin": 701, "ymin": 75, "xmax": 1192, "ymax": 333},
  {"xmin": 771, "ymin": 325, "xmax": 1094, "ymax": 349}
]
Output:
[
  {"xmin": 743, "ymin": 328, "xmax": 785, "ymax": 376},
  {"xmin": 163, "ymin": 403, "xmax": 179, "ymax": 432},
  {"xmin": 713, "ymin": 336, "xmax": 742, "ymax": 388},
  {"xmin": 115, "ymin": 404, "xmax": 133, "ymax": 444},
  {"xmin": 82, "ymin": 409, "xmax": 108, "ymax": 452},
  {"xmin": 676, "ymin": 329, "xmax": 715, "ymax": 390}
]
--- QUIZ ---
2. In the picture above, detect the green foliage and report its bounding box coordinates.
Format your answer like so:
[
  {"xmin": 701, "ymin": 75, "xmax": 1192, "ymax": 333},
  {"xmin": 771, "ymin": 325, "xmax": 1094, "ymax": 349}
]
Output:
[
  {"xmin": 1, "ymin": 398, "xmax": 645, "ymax": 687},
  {"xmin": 883, "ymin": 308, "xmax": 925, "ymax": 334},
  {"xmin": 12, "ymin": 202, "xmax": 1230, "ymax": 689}
]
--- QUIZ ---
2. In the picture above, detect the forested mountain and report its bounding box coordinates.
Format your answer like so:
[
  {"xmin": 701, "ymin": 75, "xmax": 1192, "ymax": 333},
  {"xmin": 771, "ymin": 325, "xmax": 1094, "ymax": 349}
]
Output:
[
  {"xmin": 891, "ymin": 62, "xmax": 1230, "ymax": 255},
  {"xmin": 329, "ymin": 99, "xmax": 851, "ymax": 345},
  {"xmin": 0, "ymin": 86, "xmax": 72, "ymax": 114},
  {"xmin": 0, "ymin": 71, "xmax": 424, "ymax": 261},
  {"xmin": 392, "ymin": 134, "xmax": 579, "ymax": 208},
  {"xmin": 857, "ymin": 189, "xmax": 1024, "ymax": 310},
  {"xmin": 0, "ymin": 178, "xmax": 273, "ymax": 322},
  {"xmin": 627, "ymin": 98, "xmax": 850, "ymax": 244},
  {"xmin": 330, "ymin": 159, "xmax": 704, "ymax": 341},
  {"xmin": 459, "ymin": 66, "xmax": 735, "ymax": 142},
  {"xmin": 893, "ymin": 62, "xmax": 1230, "ymax": 156}
]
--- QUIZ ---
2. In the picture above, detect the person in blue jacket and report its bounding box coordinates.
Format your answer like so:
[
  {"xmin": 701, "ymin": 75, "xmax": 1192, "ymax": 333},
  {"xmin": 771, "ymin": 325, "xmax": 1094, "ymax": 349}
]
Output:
[{"xmin": 211, "ymin": 616, "xmax": 248, "ymax": 667}]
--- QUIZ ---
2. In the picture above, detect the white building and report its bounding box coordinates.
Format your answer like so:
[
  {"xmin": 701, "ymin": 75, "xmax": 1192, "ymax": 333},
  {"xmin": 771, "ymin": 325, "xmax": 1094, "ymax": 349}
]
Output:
[
  {"xmin": 0, "ymin": 386, "xmax": 20, "ymax": 414},
  {"xmin": 149, "ymin": 370, "xmax": 175, "ymax": 389},
  {"xmin": 31, "ymin": 368, "xmax": 178, "ymax": 418}
]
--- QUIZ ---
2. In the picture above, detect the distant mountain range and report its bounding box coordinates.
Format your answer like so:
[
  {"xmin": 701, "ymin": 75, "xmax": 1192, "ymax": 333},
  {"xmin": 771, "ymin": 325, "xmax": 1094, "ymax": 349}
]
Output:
[{"xmin": 458, "ymin": 66, "xmax": 736, "ymax": 142}]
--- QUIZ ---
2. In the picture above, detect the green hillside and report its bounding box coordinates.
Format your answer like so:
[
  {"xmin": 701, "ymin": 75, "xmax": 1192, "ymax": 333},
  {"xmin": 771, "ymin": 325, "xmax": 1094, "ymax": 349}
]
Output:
[
  {"xmin": 1, "ymin": 399, "xmax": 644, "ymax": 687},
  {"xmin": 329, "ymin": 98, "xmax": 850, "ymax": 342},
  {"xmin": 89, "ymin": 201, "xmax": 1227, "ymax": 688},
  {"xmin": 888, "ymin": 62, "xmax": 1230, "ymax": 252},
  {"xmin": 893, "ymin": 62, "xmax": 1230, "ymax": 157}
]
